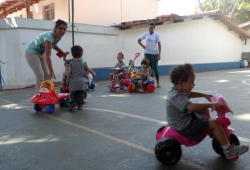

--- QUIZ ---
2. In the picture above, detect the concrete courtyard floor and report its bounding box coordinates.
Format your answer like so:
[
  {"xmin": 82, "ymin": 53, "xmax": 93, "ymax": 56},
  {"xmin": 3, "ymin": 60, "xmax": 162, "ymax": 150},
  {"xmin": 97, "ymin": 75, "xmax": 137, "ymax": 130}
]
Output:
[{"xmin": 1, "ymin": 69, "xmax": 250, "ymax": 170}]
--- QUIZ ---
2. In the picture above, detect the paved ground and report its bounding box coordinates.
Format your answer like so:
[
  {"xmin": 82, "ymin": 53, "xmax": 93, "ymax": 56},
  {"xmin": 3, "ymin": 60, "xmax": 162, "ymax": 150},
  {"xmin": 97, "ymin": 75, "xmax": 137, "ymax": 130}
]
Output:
[{"xmin": 1, "ymin": 69, "xmax": 250, "ymax": 170}]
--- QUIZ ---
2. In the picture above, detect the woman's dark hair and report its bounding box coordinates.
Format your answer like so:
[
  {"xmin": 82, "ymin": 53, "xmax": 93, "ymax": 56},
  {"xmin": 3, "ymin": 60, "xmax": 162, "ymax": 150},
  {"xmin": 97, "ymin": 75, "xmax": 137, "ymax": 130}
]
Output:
[
  {"xmin": 71, "ymin": 45, "xmax": 83, "ymax": 58},
  {"xmin": 170, "ymin": 64, "xmax": 194, "ymax": 84},
  {"xmin": 117, "ymin": 52, "xmax": 124, "ymax": 58},
  {"xmin": 55, "ymin": 19, "xmax": 67, "ymax": 28},
  {"xmin": 141, "ymin": 59, "xmax": 149, "ymax": 67},
  {"xmin": 149, "ymin": 22, "xmax": 155, "ymax": 28}
]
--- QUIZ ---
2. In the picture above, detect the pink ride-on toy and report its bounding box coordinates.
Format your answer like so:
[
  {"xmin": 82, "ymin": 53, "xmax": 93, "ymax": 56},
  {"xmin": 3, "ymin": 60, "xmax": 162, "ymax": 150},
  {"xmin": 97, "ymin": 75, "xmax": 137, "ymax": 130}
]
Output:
[
  {"xmin": 109, "ymin": 53, "xmax": 140, "ymax": 92},
  {"xmin": 31, "ymin": 80, "xmax": 69, "ymax": 114},
  {"xmin": 155, "ymin": 94, "xmax": 240, "ymax": 165}
]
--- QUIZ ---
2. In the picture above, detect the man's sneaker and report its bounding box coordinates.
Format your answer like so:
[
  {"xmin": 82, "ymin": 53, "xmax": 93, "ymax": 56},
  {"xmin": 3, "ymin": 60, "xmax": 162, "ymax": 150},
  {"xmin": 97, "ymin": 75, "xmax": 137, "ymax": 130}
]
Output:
[
  {"xmin": 114, "ymin": 84, "xmax": 120, "ymax": 88},
  {"xmin": 223, "ymin": 144, "xmax": 249, "ymax": 159}
]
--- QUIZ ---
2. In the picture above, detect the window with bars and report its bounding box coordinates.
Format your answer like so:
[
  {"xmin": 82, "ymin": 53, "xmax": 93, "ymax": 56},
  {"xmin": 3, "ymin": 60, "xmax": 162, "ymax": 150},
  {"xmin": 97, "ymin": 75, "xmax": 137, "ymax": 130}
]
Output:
[{"xmin": 43, "ymin": 3, "xmax": 55, "ymax": 20}]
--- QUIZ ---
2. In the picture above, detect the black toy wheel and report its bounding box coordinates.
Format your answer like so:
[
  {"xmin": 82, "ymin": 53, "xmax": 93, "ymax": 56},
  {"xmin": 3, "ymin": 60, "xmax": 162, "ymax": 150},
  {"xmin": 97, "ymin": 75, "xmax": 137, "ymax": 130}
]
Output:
[
  {"xmin": 59, "ymin": 99, "xmax": 66, "ymax": 107},
  {"xmin": 156, "ymin": 126, "xmax": 166, "ymax": 140},
  {"xmin": 155, "ymin": 137, "xmax": 182, "ymax": 165},
  {"xmin": 212, "ymin": 133, "xmax": 240, "ymax": 157},
  {"xmin": 34, "ymin": 104, "xmax": 42, "ymax": 112}
]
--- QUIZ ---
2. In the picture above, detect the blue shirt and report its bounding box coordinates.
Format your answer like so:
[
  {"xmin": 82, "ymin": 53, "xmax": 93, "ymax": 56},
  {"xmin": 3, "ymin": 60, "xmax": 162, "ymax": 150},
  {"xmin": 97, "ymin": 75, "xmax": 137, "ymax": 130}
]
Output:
[{"xmin": 26, "ymin": 30, "xmax": 61, "ymax": 55}]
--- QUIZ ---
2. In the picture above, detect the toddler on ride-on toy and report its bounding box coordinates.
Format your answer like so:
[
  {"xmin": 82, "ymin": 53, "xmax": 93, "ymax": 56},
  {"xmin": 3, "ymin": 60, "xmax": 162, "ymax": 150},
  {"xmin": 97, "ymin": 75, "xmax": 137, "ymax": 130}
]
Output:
[
  {"xmin": 128, "ymin": 59, "xmax": 155, "ymax": 93},
  {"xmin": 108, "ymin": 52, "xmax": 126, "ymax": 88},
  {"xmin": 155, "ymin": 64, "xmax": 248, "ymax": 165}
]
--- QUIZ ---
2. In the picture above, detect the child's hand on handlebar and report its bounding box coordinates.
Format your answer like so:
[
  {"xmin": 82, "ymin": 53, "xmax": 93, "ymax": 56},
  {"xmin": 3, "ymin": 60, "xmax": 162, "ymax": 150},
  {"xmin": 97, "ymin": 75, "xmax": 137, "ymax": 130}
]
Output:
[
  {"xmin": 205, "ymin": 94, "xmax": 213, "ymax": 102},
  {"xmin": 210, "ymin": 102, "xmax": 220, "ymax": 109}
]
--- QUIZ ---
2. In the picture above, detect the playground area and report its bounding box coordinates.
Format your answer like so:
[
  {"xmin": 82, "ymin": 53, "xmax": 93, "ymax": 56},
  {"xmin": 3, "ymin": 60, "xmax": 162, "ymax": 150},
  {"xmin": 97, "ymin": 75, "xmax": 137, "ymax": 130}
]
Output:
[{"xmin": 0, "ymin": 69, "xmax": 250, "ymax": 170}]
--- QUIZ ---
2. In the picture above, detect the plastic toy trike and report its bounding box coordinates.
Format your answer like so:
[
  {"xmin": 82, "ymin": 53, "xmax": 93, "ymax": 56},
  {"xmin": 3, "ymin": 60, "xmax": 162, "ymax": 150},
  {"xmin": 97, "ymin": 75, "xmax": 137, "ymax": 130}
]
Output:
[
  {"xmin": 60, "ymin": 73, "xmax": 95, "ymax": 93},
  {"xmin": 127, "ymin": 69, "xmax": 155, "ymax": 93},
  {"xmin": 31, "ymin": 80, "xmax": 69, "ymax": 113},
  {"xmin": 155, "ymin": 94, "xmax": 240, "ymax": 165},
  {"xmin": 109, "ymin": 53, "xmax": 140, "ymax": 92}
]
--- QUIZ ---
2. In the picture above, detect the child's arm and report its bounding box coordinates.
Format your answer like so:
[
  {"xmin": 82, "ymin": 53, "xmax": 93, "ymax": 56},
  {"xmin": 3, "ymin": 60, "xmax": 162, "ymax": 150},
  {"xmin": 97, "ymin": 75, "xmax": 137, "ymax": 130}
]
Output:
[
  {"xmin": 63, "ymin": 52, "xmax": 69, "ymax": 62},
  {"xmin": 66, "ymin": 66, "xmax": 72, "ymax": 85},
  {"xmin": 187, "ymin": 102, "xmax": 220, "ymax": 112},
  {"xmin": 142, "ymin": 69, "xmax": 150, "ymax": 77},
  {"xmin": 190, "ymin": 92, "xmax": 213, "ymax": 101},
  {"xmin": 88, "ymin": 68, "xmax": 96, "ymax": 77}
]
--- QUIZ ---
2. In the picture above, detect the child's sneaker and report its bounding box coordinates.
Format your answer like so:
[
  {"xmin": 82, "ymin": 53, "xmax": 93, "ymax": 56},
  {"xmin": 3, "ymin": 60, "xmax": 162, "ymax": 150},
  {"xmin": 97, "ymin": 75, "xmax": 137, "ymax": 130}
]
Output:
[
  {"xmin": 223, "ymin": 144, "xmax": 249, "ymax": 159},
  {"xmin": 139, "ymin": 89, "xmax": 144, "ymax": 93},
  {"xmin": 114, "ymin": 84, "xmax": 120, "ymax": 88}
]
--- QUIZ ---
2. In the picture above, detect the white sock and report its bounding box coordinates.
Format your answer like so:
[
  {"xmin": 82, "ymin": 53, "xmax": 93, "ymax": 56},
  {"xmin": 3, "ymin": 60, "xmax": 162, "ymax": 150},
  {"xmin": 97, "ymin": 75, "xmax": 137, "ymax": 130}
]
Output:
[{"xmin": 222, "ymin": 142, "xmax": 231, "ymax": 151}]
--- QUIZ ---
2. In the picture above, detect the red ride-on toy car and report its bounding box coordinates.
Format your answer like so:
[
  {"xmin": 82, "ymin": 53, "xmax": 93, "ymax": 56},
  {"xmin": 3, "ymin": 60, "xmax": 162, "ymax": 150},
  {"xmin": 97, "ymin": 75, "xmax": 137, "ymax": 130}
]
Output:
[
  {"xmin": 127, "ymin": 68, "xmax": 155, "ymax": 93},
  {"xmin": 31, "ymin": 80, "xmax": 69, "ymax": 113}
]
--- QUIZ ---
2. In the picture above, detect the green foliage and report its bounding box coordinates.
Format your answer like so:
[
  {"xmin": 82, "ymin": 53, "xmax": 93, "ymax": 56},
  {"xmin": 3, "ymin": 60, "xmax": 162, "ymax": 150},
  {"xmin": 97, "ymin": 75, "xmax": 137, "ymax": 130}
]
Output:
[{"xmin": 198, "ymin": 0, "xmax": 250, "ymax": 24}]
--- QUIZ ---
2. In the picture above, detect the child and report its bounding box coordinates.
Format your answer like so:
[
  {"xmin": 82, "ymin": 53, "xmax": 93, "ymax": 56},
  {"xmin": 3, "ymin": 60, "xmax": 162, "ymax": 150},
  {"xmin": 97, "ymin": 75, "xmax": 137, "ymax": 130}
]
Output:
[
  {"xmin": 108, "ymin": 52, "xmax": 126, "ymax": 87},
  {"xmin": 66, "ymin": 45, "xmax": 96, "ymax": 110},
  {"xmin": 137, "ymin": 59, "xmax": 150, "ymax": 92},
  {"xmin": 128, "ymin": 59, "xmax": 134, "ymax": 69},
  {"xmin": 61, "ymin": 62, "xmax": 70, "ymax": 85},
  {"xmin": 63, "ymin": 52, "xmax": 94, "ymax": 89},
  {"xmin": 144, "ymin": 58, "xmax": 152, "ymax": 77},
  {"xmin": 166, "ymin": 63, "xmax": 248, "ymax": 159}
]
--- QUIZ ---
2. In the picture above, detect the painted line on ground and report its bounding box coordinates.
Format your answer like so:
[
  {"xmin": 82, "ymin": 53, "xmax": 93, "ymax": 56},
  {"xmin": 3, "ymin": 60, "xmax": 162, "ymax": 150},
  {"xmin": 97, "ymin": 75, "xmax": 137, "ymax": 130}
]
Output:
[
  {"xmin": 84, "ymin": 107, "xmax": 167, "ymax": 124},
  {"xmin": 0, "ymin": 97, "xmax": 209, "ymax": 170},
  {"xmin": 1, "ymin": 97, "xmax": 250, "ymax": 145},
  {"xmin": 242, "ymin": 79, "xmax": 250, "ymax": 86}
]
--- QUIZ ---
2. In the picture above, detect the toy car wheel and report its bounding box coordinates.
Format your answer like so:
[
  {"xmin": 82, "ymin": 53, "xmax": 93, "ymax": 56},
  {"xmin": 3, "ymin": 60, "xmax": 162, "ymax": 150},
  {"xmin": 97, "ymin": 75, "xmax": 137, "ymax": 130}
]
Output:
[
  {"xmin": 147, "ymin": 84, "xmax": 155, "ymax": 93},
  {"xmin": 128, "ymin": 84, "xmax": 134, "ymax": 93},
  {"xmin": 156, "ymin": 126, "xmax": 166, "ymax": 140},
  {"xmin": 34, "ymin": 104, "xmax": 43, "ymax": 112},
  {"xmin": 155, "ymin": 137, "xmax": 182, "ymax": 165},
  {"xmin": 89, "ymin": 82, "xmax": 95, "ymax": 90},
  {"xmin": 45, "ymin": 104, "xmax": 55, "ymax": 114},
  {"xmin": 212, "ymin": 133, "xmax": 240, "ymax": 157},
  {"xmin": 59, "ymin": 99, "xmax": 66, "ymax": 107},
  {"xmin": 120, "ymin": 84, "xmax": 125, "ymax": 90},
  {"xmin": 109, "ymin": 82, "xmax": 117, "ymax": 92}
]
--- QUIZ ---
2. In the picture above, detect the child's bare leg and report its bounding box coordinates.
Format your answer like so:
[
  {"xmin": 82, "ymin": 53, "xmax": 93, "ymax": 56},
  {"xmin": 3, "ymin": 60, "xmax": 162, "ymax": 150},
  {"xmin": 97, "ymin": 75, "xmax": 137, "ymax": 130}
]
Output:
[
  {"xmin": 109, "ymin": 73, "xmax": 114, "ymax": 81},
  {"xmin": 138, "ymin": 80, "xmax": 143, "ymax": 89},
  {"xmin": 208, "ymin": 120, "xmax": 228, "ymax": 146},
  {"xmin": 209, "ymin": 119, "xmax": 249, "ymax": 159},
  {"xmin": 115, "ymin": 74, "xmax": 120, "ymax": 84}
]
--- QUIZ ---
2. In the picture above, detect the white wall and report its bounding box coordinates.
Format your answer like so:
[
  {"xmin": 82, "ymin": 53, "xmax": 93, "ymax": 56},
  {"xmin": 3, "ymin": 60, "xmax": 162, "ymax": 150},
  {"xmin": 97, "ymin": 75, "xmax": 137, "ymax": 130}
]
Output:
[
  {"xmin": 242, "ymin": 28, "xmax": 250, "ymax": 53},
  {"xmin": 73, "ymin": 0, "xmax": 158, "ymax": 25},
  {"xmin": 0, "ymin": 17, "xmax": 245, "ymax": 89},
  {"xmin": 119, "ymin": 17, "xmax": 243, "ymax": 66},
  {"xmin": 6, "ymin": 0, "xmax": 158, "ymax": 25},
  {"xmin": 7, "ymin": 0, "xmax": 69, "ymax": 21}
]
